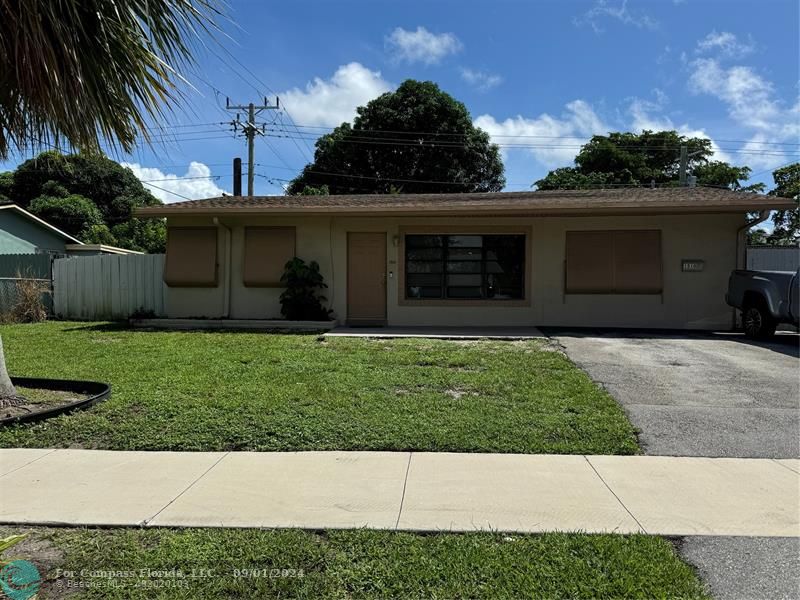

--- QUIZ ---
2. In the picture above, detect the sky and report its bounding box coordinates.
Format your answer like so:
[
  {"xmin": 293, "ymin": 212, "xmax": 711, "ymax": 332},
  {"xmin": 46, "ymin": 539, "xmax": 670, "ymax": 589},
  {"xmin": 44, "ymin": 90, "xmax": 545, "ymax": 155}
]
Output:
[{"xmin": 2, "ymin": 0, "xmax": 798, "ymax": 202}]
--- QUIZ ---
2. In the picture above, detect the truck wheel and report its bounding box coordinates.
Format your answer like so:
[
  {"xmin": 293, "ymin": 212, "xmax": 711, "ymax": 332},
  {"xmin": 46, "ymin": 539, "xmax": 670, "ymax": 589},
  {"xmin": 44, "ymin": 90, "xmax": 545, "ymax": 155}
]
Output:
[{"xmin": 742, "ymin": 304, "xmax": 777, "ymax": 338}]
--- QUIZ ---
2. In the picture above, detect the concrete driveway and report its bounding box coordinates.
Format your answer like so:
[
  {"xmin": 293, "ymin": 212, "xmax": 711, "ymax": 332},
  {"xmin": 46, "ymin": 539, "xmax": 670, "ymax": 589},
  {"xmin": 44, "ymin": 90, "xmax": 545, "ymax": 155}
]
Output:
[
  {"xmin": 545, "ymin": 329, "xmax": 800, "ymax": 459},
  {"xmin": 546, "ymin": 328, "xmax": 800, "ymax": 600}
]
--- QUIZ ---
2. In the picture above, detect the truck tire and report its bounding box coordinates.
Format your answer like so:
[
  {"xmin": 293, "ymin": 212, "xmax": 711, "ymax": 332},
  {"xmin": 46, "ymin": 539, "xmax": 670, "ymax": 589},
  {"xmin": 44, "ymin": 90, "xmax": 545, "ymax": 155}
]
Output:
[{"xmin": 742, "ymin": 303, "xmax": 777, "ymax": 338}]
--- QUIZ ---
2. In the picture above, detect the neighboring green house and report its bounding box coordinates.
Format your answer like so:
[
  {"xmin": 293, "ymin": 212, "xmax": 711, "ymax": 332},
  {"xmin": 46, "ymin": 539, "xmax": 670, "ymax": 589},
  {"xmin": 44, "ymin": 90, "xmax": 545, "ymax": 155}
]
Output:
[
  {"xmin": 0, "ymin": 204, "xmax": 141, "ymax": 256},
  {"xmin": 0, "ymin": 203, "xmax": 82, "ymax": 254}
]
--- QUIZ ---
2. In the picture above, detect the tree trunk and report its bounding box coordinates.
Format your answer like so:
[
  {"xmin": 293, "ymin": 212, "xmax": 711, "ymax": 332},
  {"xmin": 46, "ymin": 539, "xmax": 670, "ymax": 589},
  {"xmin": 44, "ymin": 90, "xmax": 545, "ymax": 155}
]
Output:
[{"xmin": 0, "ymin": 336, "xmax": 17, "ymax": 399}]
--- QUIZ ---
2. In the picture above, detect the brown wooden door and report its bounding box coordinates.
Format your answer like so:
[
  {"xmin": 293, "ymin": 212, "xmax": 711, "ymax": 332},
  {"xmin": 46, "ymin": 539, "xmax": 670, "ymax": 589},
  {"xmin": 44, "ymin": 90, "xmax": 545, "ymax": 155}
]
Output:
[{"xmin": 347, "ymin": 232, "xmax": 387, "ymax": 325}]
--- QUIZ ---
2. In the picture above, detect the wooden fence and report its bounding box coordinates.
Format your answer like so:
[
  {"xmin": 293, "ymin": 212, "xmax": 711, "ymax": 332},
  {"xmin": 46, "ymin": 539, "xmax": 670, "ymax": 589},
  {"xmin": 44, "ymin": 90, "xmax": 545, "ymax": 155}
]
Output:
[{"xmin": 53, "ymin": 254, "xmax": 166, "ymax": 320}]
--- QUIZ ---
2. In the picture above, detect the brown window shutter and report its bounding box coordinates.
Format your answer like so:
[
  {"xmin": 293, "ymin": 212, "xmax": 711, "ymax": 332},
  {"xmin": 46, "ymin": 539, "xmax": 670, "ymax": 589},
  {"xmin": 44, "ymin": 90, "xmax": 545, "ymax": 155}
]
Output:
[
  {"xmin": 565, "ymin": 231, "xmax": 614, "ymax": 293},
  {"xmin": 163, "ymin": 227, "xmax": 218, "ymax": 287},
  {"xmin": 613, "ymin": 230, "xmax": 662, "ymax": 293},
  {"xmin": 243, "ymin": 227, "xmax": 296, "ymax": 287},
  {"xmin": 565, "ymin": 230, "xmax": 662, "ymax": 294}
]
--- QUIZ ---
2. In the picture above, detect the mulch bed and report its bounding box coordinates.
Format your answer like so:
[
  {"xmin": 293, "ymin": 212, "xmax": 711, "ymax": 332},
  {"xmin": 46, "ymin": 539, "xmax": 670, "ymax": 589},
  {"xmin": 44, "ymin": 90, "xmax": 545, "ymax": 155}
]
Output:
[{"xmin": 1, "ymin": 387, "xmax": 90, "ymax": 420}]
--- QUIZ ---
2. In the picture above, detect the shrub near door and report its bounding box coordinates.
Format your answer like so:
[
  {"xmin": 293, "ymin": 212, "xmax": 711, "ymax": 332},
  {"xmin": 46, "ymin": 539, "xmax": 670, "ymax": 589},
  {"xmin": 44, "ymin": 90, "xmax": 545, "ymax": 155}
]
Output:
[{"xmin": 279, "ymin": 258, "xmax": 333, "ymax": 321}]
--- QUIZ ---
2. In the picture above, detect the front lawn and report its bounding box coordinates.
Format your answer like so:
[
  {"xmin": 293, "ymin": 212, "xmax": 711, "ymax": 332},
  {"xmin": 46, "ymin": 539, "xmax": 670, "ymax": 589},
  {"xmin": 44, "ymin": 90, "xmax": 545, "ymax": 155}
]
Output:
[
  {"xmin": 4, "ymin": 527, "xmax": 708, "ymax": 599},
  {"xmin": 0, "ymin": 322, "xmax": 638, "ymax": 454}
]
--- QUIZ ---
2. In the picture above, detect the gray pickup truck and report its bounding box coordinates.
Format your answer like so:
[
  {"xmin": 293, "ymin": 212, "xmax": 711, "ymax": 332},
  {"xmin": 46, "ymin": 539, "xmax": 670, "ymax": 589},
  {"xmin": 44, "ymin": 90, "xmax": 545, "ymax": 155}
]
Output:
[{"xmin": 726, "ymin": 269, "xmax": 799, "ymax": 338}]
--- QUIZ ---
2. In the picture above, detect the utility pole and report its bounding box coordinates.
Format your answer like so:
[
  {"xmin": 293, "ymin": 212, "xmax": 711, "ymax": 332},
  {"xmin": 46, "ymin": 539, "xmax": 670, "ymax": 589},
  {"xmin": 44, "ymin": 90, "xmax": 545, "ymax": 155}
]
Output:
[
  {"xmin": 226, "ymin": 97, "xmax": 279, "ymax": 196},
  {"xmin": 678, "ymin": 145, "xmax": 704, "ymax": 187},
  {"xmin": 679, "ymin": 145, "xmax": 688, "ymax": 186}
]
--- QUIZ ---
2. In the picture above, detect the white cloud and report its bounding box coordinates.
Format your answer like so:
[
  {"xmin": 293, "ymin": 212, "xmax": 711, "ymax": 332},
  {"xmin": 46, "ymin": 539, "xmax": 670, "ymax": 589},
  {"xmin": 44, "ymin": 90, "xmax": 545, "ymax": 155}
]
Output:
[
  {"xmin": 460, "ymin": 68, "xmax": 503, "ymax": 91},
  {"xmin": 696, "ymin": 31, "xmax": 755, "ymax": 59},
  {"xmin": 627, "ymin": 93, "xmax": 732, "ymax": 163},
  {"xmin": 122, "ymin": 162, "xmax": 224, "ymax": 203},
  {"xmin": 474, "ymin": 100, "xmax": 608, "ymax": 167},
  {"xmin": 279, "ymin": 62, "xmax": 392, "ymax": 128},
  {"xmin": 385, "ymin": 26, "xmax": 462, "ymax": 65},
  {"xmin": 737, "ymin": 133, "xmax": 792, "ymax": 171},
  {"xmin": 686, "ymin": 34, "xmax": 800, "ymax": 172},
  {"xmin": 689, "ymin": 59, "xmax": 779, "ymax": 130},
  {"xmin": 574, "ymin": 0, "xmax": 658, "ymax": 34}
]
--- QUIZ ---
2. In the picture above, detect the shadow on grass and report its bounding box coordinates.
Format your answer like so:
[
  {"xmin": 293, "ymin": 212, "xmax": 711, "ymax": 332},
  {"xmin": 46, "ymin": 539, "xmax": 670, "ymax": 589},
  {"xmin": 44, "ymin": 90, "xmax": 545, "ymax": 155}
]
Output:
[{"xmin": 58, "ymin": 322, "xmax": 130, "ymax": 333}]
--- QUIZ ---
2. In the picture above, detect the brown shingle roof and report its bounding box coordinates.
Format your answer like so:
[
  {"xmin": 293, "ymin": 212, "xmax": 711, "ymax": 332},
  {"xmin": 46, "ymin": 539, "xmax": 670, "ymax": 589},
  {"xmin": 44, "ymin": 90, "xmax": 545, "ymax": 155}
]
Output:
[{"xmin": 136, "ymin": 187, "xmax": 795, "ymax": 218}]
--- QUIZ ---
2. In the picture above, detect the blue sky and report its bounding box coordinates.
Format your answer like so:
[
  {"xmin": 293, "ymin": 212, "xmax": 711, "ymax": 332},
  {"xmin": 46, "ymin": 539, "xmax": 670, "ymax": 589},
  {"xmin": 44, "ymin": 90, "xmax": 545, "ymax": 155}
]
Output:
[{"xmin": 3, "ymin": 0, "xmax": 798, "ymax": 201}]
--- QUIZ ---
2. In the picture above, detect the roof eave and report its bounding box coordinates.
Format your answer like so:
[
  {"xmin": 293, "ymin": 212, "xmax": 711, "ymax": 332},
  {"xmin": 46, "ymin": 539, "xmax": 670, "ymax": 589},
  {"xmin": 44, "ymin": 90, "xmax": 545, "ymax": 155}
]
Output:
[
  {"xmin": 135, "ymin": 201, "xmax": 796, "ymax": 219},
  {"xmin": 0, "ymin": 204, "xmax": 84, "ymax": 244}
]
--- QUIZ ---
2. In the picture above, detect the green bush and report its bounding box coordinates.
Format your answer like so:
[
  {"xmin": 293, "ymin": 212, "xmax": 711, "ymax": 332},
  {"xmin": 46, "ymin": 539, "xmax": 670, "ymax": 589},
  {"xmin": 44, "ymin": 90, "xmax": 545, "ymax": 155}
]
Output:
[{"xmin": 279, "ymin": 258, "xmax": 332, "ymax": 321}]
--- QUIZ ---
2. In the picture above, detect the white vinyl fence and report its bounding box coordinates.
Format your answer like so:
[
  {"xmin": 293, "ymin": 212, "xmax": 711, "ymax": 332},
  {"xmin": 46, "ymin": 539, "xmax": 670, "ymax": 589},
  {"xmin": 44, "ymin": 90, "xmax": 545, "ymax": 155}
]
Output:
[
  {"xmin": 747, "ymin": 246, "xmax": 800, "ymax": 271},
  {"xmin": 53, "ymin": 254, "xmax": 166, "ymax": 320}
]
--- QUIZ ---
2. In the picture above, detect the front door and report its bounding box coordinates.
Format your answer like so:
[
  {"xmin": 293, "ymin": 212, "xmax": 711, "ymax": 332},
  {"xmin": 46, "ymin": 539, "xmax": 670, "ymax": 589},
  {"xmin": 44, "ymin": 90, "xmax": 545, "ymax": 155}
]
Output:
[{"xmin": 347, "ymin": 232, "xmax": 387, "ymax": 325}]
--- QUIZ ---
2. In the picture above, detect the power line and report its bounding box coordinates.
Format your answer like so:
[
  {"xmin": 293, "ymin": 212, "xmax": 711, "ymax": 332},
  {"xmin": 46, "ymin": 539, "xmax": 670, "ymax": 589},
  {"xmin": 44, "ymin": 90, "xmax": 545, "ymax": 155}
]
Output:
[
  {"xmin": 747, "ymin": 160, "xmax": 799, "ymax": 180},
  {"xmin": 272, "ymin": 124, "xmax": 800, "ymax": 147},
  {"xmin": 277, "ymin": 112, "xmax": 315, "ymax": 162},
  {"xmin": 203, "ymin": 45, "xmax": 314, "ymax": 164},
  {"xmin": 262, "ymin": 138, "xmax": 297, "ymax": 173},
  {"xmin": 264, "ymin": 132, "xmax": 799, "ymax": 156},
  {"xmin": 139, "ymin": 175, "xmax": 222, "ymax": 183},
  {"xmin": 140, "ymin": 182, "xmax": 194, "ymax": 201},
  {"xmin": 254, "ymin": 163, "xmax": 533, "ymax": 188}
]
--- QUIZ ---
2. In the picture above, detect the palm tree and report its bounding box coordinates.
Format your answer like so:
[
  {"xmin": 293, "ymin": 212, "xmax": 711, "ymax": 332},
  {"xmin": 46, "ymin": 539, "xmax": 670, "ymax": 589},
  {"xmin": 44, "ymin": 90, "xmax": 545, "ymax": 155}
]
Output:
[
  {"xmin": 0, "ymin": 338, "xmax": 17, "ymax": 404},
  {"xmin": 0, "ymin": 0, "xmax": 222, "ymax": 399},
  {"xmin": 0, "ymin": 0, "xmax": 223, "ymax": 159}
]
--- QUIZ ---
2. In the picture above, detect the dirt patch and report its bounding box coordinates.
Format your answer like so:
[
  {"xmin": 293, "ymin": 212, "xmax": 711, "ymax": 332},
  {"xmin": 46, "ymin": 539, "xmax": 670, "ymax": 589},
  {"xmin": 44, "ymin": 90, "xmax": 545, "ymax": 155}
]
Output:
[
  {"xmin": 443, "ymin": 388, "xmax": 479, "ymax": 400},
  {"xmin": 1, "ymin": 387, "xmax": 89, "ymax": 420}
]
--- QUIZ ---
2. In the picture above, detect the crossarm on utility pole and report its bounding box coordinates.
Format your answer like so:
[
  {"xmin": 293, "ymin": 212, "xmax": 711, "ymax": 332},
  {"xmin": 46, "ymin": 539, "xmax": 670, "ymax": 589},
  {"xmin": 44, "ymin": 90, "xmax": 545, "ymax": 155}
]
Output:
[{"xmin": 226, "ymin": 97, "xmax": 279, "ymax": 197}]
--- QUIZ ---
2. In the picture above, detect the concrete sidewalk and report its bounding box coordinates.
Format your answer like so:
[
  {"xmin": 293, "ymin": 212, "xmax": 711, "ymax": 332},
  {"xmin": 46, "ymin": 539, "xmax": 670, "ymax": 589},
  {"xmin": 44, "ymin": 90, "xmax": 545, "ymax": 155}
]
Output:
[{"xmin": 0, "ymin": 449, "xmax": 797, "ymax": 536}]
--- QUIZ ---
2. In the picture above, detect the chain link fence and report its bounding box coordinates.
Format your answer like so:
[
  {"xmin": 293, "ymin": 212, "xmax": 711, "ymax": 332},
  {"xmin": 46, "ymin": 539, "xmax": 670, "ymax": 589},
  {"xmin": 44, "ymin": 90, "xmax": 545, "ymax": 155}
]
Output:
[
  {"xmin": 0, "ymin": 254, "xmax": 55, "ymax": 320},
  {"xmin": 0, "ymin": 277, "xmax": 53, "ymax": 317}
]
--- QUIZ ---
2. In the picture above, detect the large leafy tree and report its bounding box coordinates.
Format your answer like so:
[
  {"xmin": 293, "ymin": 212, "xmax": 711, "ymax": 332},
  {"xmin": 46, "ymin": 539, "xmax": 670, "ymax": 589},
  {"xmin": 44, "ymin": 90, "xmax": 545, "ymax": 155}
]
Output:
[
  {"xmin": 762, "ymin": 163, "xmax": 799, "ymax": 245},
  {"xmin": 0, "ymin": 0, "xmax": 221, "ymax": 401},
  {"xmin": 288, "ymin": 80, "xmax": 505, "ymax": 195},
  {"xmin": 534, "ymin": 131, "xmax": 764, "ymax": 192},
  {"xmin": 5, "ymin": 151, "xmax": 166, "ymax": 252},
  {"xmin": 28, "ymin": 186, "xmax": 110, "ymax": 243}
]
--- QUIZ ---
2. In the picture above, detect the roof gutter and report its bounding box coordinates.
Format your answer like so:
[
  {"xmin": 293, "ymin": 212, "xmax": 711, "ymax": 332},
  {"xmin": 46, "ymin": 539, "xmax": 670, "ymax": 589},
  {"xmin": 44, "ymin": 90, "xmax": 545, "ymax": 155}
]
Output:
[{"xmin": 735, "ymin": 210, "xmax": 770, "ymax": 270}]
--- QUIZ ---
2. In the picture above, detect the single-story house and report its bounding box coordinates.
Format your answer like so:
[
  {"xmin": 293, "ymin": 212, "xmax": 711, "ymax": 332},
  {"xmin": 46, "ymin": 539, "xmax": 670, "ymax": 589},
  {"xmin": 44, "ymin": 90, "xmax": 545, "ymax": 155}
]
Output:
[
  {"xmin": 0, "ymin": 203, "xmax": 141, "ymax": 256},
  {"xmin": 136, "ymin": 187, "xmax": 795, "ymax": 329}
]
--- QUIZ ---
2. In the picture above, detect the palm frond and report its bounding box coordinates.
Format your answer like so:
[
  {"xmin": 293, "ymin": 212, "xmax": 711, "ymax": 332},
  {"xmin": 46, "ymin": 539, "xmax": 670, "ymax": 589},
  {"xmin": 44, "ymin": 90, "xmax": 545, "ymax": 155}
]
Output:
[{"xmin": 0, "ymin": 0, "xmax": 225, "ymax": 159}]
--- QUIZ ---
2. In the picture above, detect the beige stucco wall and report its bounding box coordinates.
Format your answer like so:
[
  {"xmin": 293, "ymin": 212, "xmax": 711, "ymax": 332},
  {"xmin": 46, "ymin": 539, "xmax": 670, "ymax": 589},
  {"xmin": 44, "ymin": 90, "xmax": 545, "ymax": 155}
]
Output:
[{"xmin": 164, "ymin": 212, "xmax": 743, "ymax": 329}]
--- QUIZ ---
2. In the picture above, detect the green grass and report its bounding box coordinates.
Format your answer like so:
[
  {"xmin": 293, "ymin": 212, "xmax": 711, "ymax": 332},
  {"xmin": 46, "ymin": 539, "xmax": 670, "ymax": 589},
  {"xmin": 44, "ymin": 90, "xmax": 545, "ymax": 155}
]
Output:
[
  {"xmin": 4, "ymin": 527, "xmax": 708, "ymax": 599},
  {"xmin": 0, "ymin": 322, "xmax": 638, "ymax": 454}
]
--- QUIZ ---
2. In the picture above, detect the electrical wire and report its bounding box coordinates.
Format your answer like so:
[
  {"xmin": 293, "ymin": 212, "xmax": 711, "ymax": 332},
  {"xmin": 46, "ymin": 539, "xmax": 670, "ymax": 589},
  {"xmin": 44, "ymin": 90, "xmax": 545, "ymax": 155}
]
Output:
[
  {"xmin": 263, "ymin": 132, "xmax": 798, "ymax": 156},
  {"xmin": 271, "ymin": 124, "xmax": 800, "ymax": 147},
  {"xmin": 140, "ymin": 182, "xmax": 193, "ymax": 201}
]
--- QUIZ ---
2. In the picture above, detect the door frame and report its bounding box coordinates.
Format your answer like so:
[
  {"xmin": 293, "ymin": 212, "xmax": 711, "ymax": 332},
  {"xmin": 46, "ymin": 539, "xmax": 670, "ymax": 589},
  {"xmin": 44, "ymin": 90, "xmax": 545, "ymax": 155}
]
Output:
[{"xmin": 346, "ymin": 231, "xmax": 387, "ymax": 326}]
